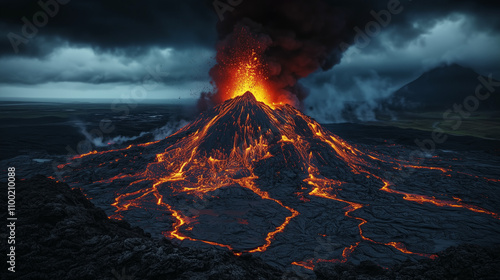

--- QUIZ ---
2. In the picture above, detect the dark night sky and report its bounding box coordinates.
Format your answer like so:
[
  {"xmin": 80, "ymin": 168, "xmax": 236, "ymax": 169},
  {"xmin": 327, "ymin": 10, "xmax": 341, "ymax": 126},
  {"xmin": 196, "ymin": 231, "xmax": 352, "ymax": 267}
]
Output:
[{"xmin": 1, "ymin": 0, "xmax": 499, "ymax": 120}]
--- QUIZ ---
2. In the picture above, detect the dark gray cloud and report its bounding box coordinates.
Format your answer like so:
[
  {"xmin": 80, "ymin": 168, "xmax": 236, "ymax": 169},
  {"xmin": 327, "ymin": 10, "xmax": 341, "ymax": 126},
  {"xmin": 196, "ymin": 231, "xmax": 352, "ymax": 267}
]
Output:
[
  {"xmin": 2, "ymin": 0, "xmax": 498, "ymax": 58},
  {"xmin": 0, "ymin": 46, "xmax": 214, "ymax": 85},
  {"xmin": 303, "ymin": 7, "xmax": 500, "ymax": 122},
  {"xmin": 0, "ymin": 0, "xmax": 218, "ymax": 57},
  {"xmin": 354, "ymin": 0, "xmax": 500, "ymax": 55},
  {"xmin": 0, "ymin": 0, "xmax": 499, "ymax": 110}
]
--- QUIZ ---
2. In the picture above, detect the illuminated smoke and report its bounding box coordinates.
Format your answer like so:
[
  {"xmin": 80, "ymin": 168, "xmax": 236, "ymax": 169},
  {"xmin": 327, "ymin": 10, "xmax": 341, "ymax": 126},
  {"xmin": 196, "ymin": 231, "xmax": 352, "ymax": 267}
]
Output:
[{"xmin": 202, "ymin": 0, "xmax": 375, "ymax": 109}]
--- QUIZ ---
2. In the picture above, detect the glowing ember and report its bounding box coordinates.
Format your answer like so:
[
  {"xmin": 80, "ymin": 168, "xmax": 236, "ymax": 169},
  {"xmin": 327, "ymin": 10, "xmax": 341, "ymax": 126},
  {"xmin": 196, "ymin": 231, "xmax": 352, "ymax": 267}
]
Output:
[
  {"xmin": 227, "ymin": 43, "xmax": 271, "ymax": 105},
  {"xmin": 211, "ymin": 26, "xmax": 294, "ymax": 107}
]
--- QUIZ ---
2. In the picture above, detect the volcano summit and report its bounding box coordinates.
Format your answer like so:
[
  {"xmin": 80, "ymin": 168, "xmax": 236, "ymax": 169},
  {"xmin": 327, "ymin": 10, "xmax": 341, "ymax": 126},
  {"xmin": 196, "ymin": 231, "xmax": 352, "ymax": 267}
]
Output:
[{"xmin": 57, "ymin": 91, "xmax": 500, "ymax": 270}]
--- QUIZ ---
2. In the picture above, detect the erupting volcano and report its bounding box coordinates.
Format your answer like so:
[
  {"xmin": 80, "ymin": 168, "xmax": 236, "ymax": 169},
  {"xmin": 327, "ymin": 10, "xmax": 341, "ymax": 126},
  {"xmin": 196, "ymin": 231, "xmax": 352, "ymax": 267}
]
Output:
[{"xmin": 57, "ymin": 90, "xmax": 500, "ymax": 270}]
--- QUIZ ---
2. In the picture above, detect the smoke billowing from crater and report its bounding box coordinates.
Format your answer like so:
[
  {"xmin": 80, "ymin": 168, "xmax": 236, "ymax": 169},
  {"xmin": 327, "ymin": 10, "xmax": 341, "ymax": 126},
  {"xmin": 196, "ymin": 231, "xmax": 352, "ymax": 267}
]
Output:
[{"xmin": 201, "ymin": 0, "xmax": 376, "ymax": 110}]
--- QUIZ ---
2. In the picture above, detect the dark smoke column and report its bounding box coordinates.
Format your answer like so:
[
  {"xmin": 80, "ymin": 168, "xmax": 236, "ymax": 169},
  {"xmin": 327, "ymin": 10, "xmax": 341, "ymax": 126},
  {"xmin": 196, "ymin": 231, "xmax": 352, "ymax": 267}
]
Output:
[{"xmin": 200, "ymin": 0, "xmax": 375, "ymax": 110}]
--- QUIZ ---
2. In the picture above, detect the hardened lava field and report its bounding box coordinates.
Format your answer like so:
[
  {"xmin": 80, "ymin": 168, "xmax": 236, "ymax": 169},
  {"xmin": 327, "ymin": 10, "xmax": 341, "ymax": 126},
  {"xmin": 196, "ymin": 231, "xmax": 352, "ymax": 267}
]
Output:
[{"xmin": 55, "ymin": 92, "xmax": 500, "ymax": 270}]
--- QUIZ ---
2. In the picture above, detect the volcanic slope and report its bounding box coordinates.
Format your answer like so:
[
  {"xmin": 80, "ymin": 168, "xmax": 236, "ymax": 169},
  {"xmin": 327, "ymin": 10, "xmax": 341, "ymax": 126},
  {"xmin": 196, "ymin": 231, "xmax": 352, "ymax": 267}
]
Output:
[{"xmin": 58, "ymin": 91, "xmax": 500, "ymax": 270}]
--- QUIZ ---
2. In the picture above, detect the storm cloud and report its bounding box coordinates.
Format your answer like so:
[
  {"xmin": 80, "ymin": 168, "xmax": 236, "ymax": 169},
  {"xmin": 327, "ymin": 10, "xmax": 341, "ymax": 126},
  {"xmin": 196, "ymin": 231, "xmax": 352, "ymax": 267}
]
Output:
[
  {"xmin": 0, "ymin": 0, "xmax": 499, "ymax": 120},
  {"xmin": 0, "ymin": 0, "xmax": 217, "ymax": 57}
]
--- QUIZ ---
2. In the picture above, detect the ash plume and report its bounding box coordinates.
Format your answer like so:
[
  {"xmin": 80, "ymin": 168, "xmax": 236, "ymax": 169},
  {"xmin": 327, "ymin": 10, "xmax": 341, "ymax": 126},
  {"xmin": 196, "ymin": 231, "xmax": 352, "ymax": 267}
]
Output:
[{"xmin": 203, "ymin": 0, "xmax": 376, "ymax": 109}]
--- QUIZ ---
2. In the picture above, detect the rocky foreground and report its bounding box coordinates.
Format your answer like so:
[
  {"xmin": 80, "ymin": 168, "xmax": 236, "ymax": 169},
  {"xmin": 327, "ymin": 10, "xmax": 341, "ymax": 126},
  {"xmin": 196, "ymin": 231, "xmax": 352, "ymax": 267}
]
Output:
[
  {"xmin": 1, "ymin": 175, "xmax": 499, "ymax": 280},
  {"xmin": 1, "ymin": 175, "xmax": 287, "ymax": 280}
]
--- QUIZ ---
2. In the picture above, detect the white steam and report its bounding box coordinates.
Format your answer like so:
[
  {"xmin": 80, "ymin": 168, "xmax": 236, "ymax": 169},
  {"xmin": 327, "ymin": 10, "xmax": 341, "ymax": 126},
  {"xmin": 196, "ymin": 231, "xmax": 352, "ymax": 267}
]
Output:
[
  {"xmin": 151, "ymin": 120, "xmax": 190, "ymax": 140},
  {"xmin": 304, "ymin": 71, "xmax": 400, "ymax": 123},
  {"xmin": 75, "ymin": 120, "xmax": 190, "ymax": 148}
]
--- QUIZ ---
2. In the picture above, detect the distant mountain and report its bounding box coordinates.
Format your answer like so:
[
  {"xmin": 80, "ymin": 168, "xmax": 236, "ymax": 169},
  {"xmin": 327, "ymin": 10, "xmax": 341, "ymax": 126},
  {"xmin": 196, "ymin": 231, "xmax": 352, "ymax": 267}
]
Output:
[{"xmin": 384, "ymin": 64, "xmax": 500, "ymax": 111}]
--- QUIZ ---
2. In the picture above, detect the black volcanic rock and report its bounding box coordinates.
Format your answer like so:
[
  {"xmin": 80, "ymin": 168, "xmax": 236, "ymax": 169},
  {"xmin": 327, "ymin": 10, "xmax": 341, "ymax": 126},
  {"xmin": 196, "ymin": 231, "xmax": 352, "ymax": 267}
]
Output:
[{"xmin": 385, "ymin": 64, "xmax": 500, "ymax": 111}]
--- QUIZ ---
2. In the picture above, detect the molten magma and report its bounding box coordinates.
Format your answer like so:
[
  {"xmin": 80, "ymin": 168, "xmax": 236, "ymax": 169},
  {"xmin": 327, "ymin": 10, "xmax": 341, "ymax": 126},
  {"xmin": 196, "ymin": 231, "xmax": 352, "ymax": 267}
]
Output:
[
  {"xmin": 227, "ymin": 48, "xmax": 274, "ymax": 106},
  {"xmin": 58, "ymin": 92, "xmax": 499, "ymax": 270}
]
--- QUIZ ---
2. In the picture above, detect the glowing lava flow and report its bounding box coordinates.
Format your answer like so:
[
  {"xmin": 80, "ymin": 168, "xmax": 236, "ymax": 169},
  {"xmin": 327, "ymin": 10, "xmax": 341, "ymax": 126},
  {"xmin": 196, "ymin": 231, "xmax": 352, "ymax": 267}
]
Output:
[
  {"xmin": 305, "ymin": 122, "xmax": 499, "ymax": 220},
  {"xmin": 288, "ymin": 119, "xmax": 498, "ymax": 270},
  {"xmin": 379, "ymin": 180, "xmax": 499, "ymax": 219},
  {"xmin": 278, "ymin": 128, "xmax": 438, "ymax": 270},
  {"xmin": 56, "ymin": 140, "xmax": 163, "ymax": 170},
  {"xmin": 291, "ymin": 175, "xmax": 439, "ymax": 270},
  {"xmin": 57, "ymin": 91, "xmax": 499, "ymax": 271}
]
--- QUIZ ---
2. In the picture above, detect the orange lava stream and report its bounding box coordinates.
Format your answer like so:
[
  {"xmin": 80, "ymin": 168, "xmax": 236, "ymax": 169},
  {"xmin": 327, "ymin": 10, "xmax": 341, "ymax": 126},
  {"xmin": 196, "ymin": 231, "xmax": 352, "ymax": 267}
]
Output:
[
  {"xmin": 307, "ymin": 121, "xmax": 499, "ymax": 220},
  {"xmin": 57, "ymin": 140, "xmax": 163, "ymax": 170},
  {"xmin": 291, "ymin": 242, "xmax": 360, "ymax": 270},
  {"xmin": 292, "ymin": 174, "xmax": 437, "ymax": 270},
  {"xmin": 379, "ymin": 178, "xmax": 499, "ymax": 220},
  {"xmin": 236, "ymin": 176, "xmax": 300, "ymax": 254},
  {"xmin": 289, "ymin": 118, "xmax": 497, "ymax": 270}
]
